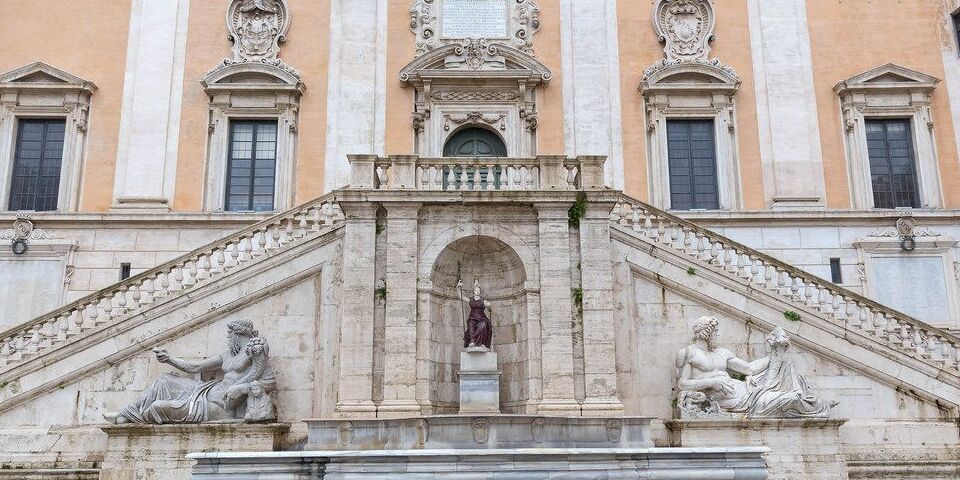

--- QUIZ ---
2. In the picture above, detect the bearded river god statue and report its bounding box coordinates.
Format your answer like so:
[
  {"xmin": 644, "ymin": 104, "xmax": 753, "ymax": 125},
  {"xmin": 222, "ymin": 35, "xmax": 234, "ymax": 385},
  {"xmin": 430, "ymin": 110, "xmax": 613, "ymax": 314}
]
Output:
[
  {"xmin": 103, "ymin": 320, "xmax": 277, "ymax": 424},
  {"xmin": 674, "ymin": 316, "xmax": 837, "ymax": 419}
]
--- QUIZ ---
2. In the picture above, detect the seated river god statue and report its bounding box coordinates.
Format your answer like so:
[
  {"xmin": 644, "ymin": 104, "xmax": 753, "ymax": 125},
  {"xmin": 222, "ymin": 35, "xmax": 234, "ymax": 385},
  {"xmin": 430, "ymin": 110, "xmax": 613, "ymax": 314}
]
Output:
[
  {"xmin": 674, "ymin": 316, "xmax": 836, "ymax": 419},
  {"xmin": 103, "ymin": 319, "xmax": 277, "ymax": 424}
]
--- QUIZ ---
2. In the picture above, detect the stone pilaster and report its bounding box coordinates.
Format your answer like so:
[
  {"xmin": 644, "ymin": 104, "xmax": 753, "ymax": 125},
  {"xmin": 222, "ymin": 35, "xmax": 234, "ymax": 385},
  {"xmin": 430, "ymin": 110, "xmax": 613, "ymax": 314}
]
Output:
[
  {"xmin": 378, "ymin": 202, "xmax": 422, "ymax": 417},
  {"xmin": 335, "ymin": 202, "xmax": 379, "ymax": 417},
  {"xmin": 578, "ymin": 202, "xmax": 624, "ymax": 415},
  {"xmin": 534, "ymin": 203, "xmax": 579, "ymax": 414}
]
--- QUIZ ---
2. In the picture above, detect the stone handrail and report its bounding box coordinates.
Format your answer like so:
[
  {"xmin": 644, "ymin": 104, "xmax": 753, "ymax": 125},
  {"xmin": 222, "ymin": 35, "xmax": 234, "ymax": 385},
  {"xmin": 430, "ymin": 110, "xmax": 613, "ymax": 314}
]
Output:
[
  {"xmin": 348, "ymin": 154, "xmax": 607, "ymax": 191},
  {"xmin": 611, "ymin": 194, "xmax": 960, "ymax": 373},
  {"xmin": 0, "ymin": 194, "xmax": 344, "ymax": 369}
]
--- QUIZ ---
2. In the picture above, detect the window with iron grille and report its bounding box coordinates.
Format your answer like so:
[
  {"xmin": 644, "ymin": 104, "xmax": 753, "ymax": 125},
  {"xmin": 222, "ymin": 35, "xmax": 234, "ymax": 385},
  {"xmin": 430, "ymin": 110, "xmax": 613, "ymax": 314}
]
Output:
[
  {"xmin": 865, "ymin": 119, "xmax": 919, "ymax": 209},
  {"xmin": 225, "ymin": 120, "xmax": 278, "ymax": 212},
  {"xmin": 9, "ymin": 119, "xmax": 66, "ymax": 211},
  {"xmin": 666, "ymin": 119, "xmax": 719, "ymax": 210}
]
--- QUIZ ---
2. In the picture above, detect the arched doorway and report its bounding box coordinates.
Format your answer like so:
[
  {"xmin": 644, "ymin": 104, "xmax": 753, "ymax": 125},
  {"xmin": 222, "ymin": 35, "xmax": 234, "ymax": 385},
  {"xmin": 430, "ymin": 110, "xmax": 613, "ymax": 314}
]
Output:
[
  {"xmin": 443, "ymin": 127, "xmax": 507, "ymax": 157},
  {"xmin": 442, "ymin": 127, "xmax": 507, "ymax": 190}
]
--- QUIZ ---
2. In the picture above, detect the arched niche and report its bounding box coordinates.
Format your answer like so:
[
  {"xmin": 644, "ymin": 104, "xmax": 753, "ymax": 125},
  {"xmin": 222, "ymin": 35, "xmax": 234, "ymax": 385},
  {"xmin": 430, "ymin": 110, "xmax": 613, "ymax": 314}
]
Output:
[{"xmin": 421, "ymin": 235, "xmax": 535, "ymax": 414}]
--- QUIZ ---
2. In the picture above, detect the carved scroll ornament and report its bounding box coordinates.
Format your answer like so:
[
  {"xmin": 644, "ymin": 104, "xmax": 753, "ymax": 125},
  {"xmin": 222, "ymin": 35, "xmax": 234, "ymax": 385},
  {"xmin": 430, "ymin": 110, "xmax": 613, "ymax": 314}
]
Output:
[{"xmin": 213, "ymin": 0, "xmax": 298, "ymax": 77}]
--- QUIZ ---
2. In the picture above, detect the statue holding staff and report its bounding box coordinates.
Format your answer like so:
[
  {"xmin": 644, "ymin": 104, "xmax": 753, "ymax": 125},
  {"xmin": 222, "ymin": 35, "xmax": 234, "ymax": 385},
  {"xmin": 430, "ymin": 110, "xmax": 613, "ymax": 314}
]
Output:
[{"xmin": 456, "ymin": 278, "xmax": 493, "ymax": 349}]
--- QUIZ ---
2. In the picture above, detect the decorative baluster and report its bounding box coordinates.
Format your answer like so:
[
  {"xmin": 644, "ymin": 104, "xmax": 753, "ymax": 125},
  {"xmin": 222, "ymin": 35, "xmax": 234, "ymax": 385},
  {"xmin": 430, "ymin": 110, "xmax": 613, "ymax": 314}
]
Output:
[
  {"xmin": 471, "ymin": 166, "xmax": 481, "ymax": 190},
  {"xmin": 778, "ymin": 271, "xmax": 791, "ymax": 297},
  {"xmin": 737, "ymin": 254, "xmax": 752, "ymax": 280},
  {"xmin": 858, "ymin": 305, "xmax": 872, "ymax": 332},
  {"xmin": 804, "ymin": 283, "xmax": 817, "ymax": 307},
  {"xmin": 710, "ymin": 243, "xmax": 722, "ymax": 266},
  {"xmin": 458, "ymin": 167, "xmax": 469, "ymax": 191},
  {"xmin": 833, "ymin": 295, "xmax": 845, "ymax": 321},
  {"xmin": 699, "ymin": 237, "xmax": 713, "ymax": 262},
  {"xmin": 271, "ymin": 223, "xmax": 283, "ymax": 250},
  {"xmin": 669, "ymin": 227, "xmax": 681, "ymax": 251},
  {"xmin": 170, "ymin": 266, "xmax": 184, "ymax": 292},
  {"xmin": 26, "ymin": 327, "xmax": 40, "ymax": 355},
  {"xmin": 791, "ymin": 277, "xmax": 803, "ymax": 302},
  {"xmin": 142, "ymin": 278, "xmax": 155, "ymax": 305},
  {"xmin": 297, "ymin": 212, "xmax": 308, "ymax": 238},
  {"xmin": 210, "ymin": 249, "xmax": 225, "ymax": 274},
  {"xmin": 751, "ymin": 260, "xmax": 764, "ymax": 285},
  {"xmin": 285, "ymin": 218, "xmax": 295, "ymax": 244},
  {"xmin": 39, "ymin": 320, "xmax": 55, "ymax": 349},
  {"xmin": 237, "ymin": 238, "xmax": 252, "ymax": 263},
  {"xmin": 486, "ymin": 164, "xmax": 496, "ymax": 190},
  {"xmin": 817, "ymin": 288, "xmax": 833, "ymax": 314},
  {"xmin": 631, "ymin": 206, "xmax": 643, "ymax": 232},
  {"xmin": 526, "ymin": 166, "xmax": 536, "ymax": 190},
  {"xmin": 130, "ymin": 285, "xmax": 142, "ymax": 311},
  {"xmin": 725, "ymin": 249, "xmax": 738, "ymax": 274},
  {"xmin": 763, "ymin": 265, "xmax": 775, "ymax": 289},
  {"xmin": 843, "ymin": 301, "xmax": 856, "ymax": 326},
  {"xmin": 224, "ymin": 243, "xmax": 238, "ymax": 268},
  {"xmin": 914, "ymin": 330, "xmax": 929, "ymax": 358},
  {"xmin": 188, "ymin": 259, "xmax": 201, "ymax": 287},
  {"xmin": 310, "ymin": 208, "xmax": 322, "ymax": 233},
  {"xmin": 196, "ymin": 254, "xmax": 211, "ymax": 280},
  {"xmin": 898, "ymin": 324, "xmax": 912, "ymax": 349},
  {"xmin": 872, "ymin": 312, "xmax": 887, "ymax": 336},
  {"xmin": 109, "ymin": 291, "xmax": 122, "ymax": 317},
  {"xmin": 685, "ymin": 230, "xmax": 697, "ymax": 257},
  {"xmin": 644, "ymin": 214, "xmax": 656, "ymax": 239},
  {"xmin": 86, "ymin": 300, "xmax": 100, "ymax": 328}
]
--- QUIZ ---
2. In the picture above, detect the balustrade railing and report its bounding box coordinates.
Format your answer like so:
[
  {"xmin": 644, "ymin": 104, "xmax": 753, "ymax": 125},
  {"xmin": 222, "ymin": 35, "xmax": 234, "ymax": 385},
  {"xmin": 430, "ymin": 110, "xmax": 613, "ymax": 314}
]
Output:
[
  {"xmin": 0, "ymin": 194, "xmax": 343, "ymax": 370},
  {"xmin": 349, "ymin": 154, "xmax": 607, "ymax": 191},
  {"xmin": 610, "ymin": 195, "xmax": 960, "ymax": 375}
]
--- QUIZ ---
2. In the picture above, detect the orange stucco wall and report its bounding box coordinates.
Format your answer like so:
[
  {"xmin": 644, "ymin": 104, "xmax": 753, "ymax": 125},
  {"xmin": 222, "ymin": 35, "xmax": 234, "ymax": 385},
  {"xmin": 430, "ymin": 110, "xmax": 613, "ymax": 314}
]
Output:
[
  {"xmin": 173, "ymin": 0, "xmax": 331, "ymax": 211},
  {"xmin": 807, "ymin": 0, "xmax": 960, "ymax": 208},
  {"xmin": 533, "ymin": 1, "xmax": 565, "ymax": 155},
  {"xmin": 0, "ymin": 0, "xmax": 131, "ymax": 212},
  {"xmin": 616, "ymin": 0, "xmax": 764, "ymax": 208}
]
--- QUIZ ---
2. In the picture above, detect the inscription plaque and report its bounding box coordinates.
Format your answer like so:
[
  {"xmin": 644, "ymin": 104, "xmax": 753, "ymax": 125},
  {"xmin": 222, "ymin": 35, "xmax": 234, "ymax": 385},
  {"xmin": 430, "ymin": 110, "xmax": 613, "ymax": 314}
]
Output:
[{"xmin": 442, "ymin": 0, "xmax": 508, "ymax": 39}]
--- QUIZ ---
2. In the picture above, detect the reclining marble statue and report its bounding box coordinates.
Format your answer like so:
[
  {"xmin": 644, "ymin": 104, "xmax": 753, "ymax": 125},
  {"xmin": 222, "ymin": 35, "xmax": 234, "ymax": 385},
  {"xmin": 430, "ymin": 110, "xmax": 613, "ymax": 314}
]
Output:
[
  {"xmin": 103, "ymin": 319, "xmax": 277, "ymax": 424},
  {"xmin": 674, "ymin": 316, "xmax": 836, "ymax": 418}
]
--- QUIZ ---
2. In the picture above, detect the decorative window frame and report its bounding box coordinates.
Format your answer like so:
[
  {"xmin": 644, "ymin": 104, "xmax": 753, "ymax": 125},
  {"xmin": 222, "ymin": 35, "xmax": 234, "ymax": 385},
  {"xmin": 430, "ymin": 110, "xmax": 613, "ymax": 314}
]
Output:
[
  {"xmin": 201, "ymin": 64, "xmax": 303, "ymax": 212},
  {"xmin": 854, "ymin": 217, "xmax": 959, "ymax": 330},
  {"xmin": 400, "ymin": 41, "xmax": 551, "ymax": 158},
  {"xmin": 0, "ymin": 62, "xmax": 96, "ymax": 212},
  {"xmin": 640, "ymin": 63, "xmax": 742, "ymax": 210},
  {"xmin": 834, "ymin": 64, "xmax": 942, "ymax": 210}
]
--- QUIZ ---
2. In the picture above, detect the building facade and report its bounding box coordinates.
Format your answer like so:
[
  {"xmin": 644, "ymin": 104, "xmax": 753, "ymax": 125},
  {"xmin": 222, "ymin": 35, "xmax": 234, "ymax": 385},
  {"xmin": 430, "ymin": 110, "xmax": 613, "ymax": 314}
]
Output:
[{"xmin": 1, "ymin": 0, "xmax": 960, "ymax": 479}]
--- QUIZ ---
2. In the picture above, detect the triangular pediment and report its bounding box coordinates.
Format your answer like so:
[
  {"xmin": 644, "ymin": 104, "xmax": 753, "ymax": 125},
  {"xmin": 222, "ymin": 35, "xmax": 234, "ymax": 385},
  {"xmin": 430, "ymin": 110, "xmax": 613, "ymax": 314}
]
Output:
[
  {"xmin": 834, "ymin": 63, "xmax": 939, "ymax": 94},
  {"xmin": 0, "ymin": 62, "xmax": 96, "ymax": 90}
]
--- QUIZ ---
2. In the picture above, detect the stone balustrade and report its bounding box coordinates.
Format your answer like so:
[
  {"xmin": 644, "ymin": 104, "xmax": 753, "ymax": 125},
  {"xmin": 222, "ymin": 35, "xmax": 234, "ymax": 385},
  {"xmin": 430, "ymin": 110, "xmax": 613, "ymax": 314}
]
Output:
[
  {"xmin": 348, "ymin": 154, "xmax": 607, "ymax": 191},
  {"xmin": 610, "ymin": 196, "xmax": 960, "ymax": 376},
  {"xmin": 0, "ymin": 195, "xmax": 344, "ymax": 370}
]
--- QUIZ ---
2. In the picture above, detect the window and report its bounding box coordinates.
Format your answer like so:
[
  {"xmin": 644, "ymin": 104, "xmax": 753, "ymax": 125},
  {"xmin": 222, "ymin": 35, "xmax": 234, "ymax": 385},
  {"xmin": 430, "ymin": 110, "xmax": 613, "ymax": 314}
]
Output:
[
  {"xmin": 225, "ymin": 121, "xmax": 277, "ymax": 212},
  {"xmin": 666, "ymin": 119, "xmax": 719, "ymax": 210},
  {"xmin": 9, "ymin": 119, "xmax": 66, "ymax": 211},
  {"xmin": 865, "ymin": 119, "xmax": 919, "ymax": 209},
  {"xmin": 829, "ymin": 258, "xmax": 842, "ymax": 284}
]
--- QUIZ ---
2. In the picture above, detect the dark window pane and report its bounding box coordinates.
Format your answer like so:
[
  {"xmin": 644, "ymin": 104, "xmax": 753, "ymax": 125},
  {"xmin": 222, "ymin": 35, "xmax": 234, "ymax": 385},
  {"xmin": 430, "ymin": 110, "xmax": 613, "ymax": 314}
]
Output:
[
  {"xmin": 666, "ymin": 119, "xmax": 719, "ymax": 210},
  {"xmin": 866, "ymin": 119, "xmax": 919, "ymax": 209},
  {"xmin": 225, "ymin": 120, "xmax": 278, "ymax": 212},
  {"xmin": 9, "ymin": 119, "xmax": 66, "ymax": 211}
]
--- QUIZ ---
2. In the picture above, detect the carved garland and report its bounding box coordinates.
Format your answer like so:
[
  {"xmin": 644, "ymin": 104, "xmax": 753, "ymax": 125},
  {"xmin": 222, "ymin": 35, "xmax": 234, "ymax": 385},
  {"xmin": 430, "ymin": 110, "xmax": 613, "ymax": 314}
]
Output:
[
  {"xmin": 410, "ymin": 0, "xmax": 540, "ymax": 57},
  {"xmin": 443, "ymin": 111, "xmax": 506, "ymax": 131}
]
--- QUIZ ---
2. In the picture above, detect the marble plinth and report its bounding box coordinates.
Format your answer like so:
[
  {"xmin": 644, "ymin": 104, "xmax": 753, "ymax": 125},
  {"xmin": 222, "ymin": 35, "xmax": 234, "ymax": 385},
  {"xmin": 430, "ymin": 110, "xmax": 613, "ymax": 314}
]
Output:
[
  {"xmin": 190, "ymin": 447, "xmax": 771, "ymax": 479},
  {"xmin": 304, "ymin": 415, "xmax": 654, "ymax": 450},
  {"xmin": 458, "ymin": 349, "xmax": 500, "ymax": 414},
  {"xmin": 99, "ymin": 423, "xmax": 288, "ymax": 480},
  {"xmin": 666, "ymin": 418, "xmax": 848, "ymax": 480}
]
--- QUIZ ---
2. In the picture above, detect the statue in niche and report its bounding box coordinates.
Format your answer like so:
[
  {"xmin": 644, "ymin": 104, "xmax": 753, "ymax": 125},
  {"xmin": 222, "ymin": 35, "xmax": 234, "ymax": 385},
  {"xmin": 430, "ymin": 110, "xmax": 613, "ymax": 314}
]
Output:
[
  {"xmin": 103, "ymin": 319, "xmax": 277, "ymax": 424},
  {"xmin": 674, "ymin": 316, "xmax": 836, "ymax": 419},
  {"xmin": 457, "ymin": 279, "xmax": 493, "ymax": 350}
]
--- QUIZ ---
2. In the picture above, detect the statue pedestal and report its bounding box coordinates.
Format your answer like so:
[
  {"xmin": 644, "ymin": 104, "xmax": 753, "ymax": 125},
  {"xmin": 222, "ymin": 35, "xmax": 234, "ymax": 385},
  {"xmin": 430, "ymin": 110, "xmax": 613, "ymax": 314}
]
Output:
[
  {"xmin": 666, "ymin": 418, "xmax": 848, "ymax": 480},
  {"xmin": 458, "ymin": 348, "xmax": 500, "ymax": 414},
  {"xmin": 99, "ymin": 423, "xmax": 288, "ymax": 480}
]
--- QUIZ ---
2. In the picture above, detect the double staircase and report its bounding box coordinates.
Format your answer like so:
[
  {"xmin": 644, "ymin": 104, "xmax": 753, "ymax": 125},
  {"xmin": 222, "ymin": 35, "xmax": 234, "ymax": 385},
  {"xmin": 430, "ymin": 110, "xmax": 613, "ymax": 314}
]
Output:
[{"xmin": 1, "ymin": 154, "xmax": 958, "ymax": 413}]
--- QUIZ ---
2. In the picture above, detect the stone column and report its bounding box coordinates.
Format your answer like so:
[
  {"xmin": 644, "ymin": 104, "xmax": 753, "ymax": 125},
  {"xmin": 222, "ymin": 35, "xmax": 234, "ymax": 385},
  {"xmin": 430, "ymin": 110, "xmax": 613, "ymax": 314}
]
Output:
[
  {"xmin": 535, "ymin": 203, "xmax": 579, "ymax": 414},
  {"xmin": 747, "ymin": 0, "xmax": 826, "ymax": 209},
  {"xmin": 335, "ymin": 202, "xmax": 379, "ymax": 417},
  {"xmin": 112, "ymin": 0, "xmax": 190, "ymax": 212},
  {"xmin": 578, "ymin": 202, "xmax": 625, "ymax": 415},
  {"xmin": 379, "ymin": 202, "xmax": 421, "ymax": 417}
]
